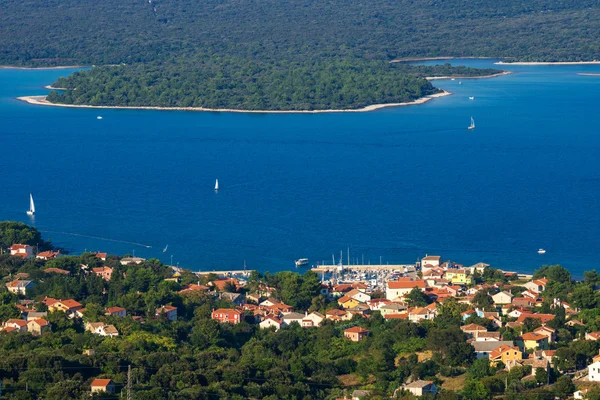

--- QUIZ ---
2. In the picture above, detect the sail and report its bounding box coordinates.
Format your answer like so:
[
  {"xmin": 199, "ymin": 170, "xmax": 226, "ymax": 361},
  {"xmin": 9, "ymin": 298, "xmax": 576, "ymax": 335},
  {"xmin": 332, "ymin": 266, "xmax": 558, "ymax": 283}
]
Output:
[
  {"xmin": 29, "ymin": 193, "xmax": 35, "ymax": 213},
  {"xmin": 215, "ymin": 179, "xmax": 219, "ymax": 191}
]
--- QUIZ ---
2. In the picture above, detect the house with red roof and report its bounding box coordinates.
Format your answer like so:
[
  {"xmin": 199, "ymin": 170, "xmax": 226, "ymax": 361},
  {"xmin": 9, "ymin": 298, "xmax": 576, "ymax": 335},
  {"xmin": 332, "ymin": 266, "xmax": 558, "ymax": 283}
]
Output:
[
  {"xmin": 155, "ymin": 306, "xmax": 177, "ymax": 321},
  {"xmin": 210, "ymin": 278, "xmax": 238, "ymax": 291},
  {"xmin": 211, "ymin": 308, "xmax": 243, "ymax": 324},
  {"xmin": 9, "ymin": 244, "xmax": 33, "ymax": 258},
  {"xmin": 516, "ymin": 313, "xmax": 555, "ymax": 324},
  {"xmin": 36, "ymin": 250, "xmax": 60, "ymax": 260},
  {"xmin": 517, "ymin": 332, "xmax": 549, "ymax": 351},
  {"xmin": 3, "ymin": 319, "xmax": 28, "ymax": 333},
  {"xmin": 48, "ymin": 299, "xmax": 83, "ymax": 316},
  {"xmin": 91, "ymin": 379, "xmax": 115, "ymax": 394},
  {"xmin": 524, "ymin": 278, "xmax": 549, "ymax": 294},
  {"xmin": 105, "ymin": 307, "xmax": 127, "ymax": 318},
  {"xmin": 44, "ymin": 267, "xmax": 70, "ymax": 275},
  {"xmin": 95, "ymin": 252, "xmax": 107, "ymax": 261},
  {"xmin": 5, "ymin": 280, "xmax": 35, "ymax": 295},
  {"xmin": 27, "ymin": 318, "xmax": 50, "ymax": 336},
  {"xmin": 386, "ymin": 279, "xmax": 427, "ymax": 300},
  {"xmin": 179, "ymin": 284, "xmax": 209, "ymax": 295},
  {"xmin": 344, "ymin": 326, "xmax": 370, "ymax": 342},
  {"xmin": 92, "ymin": 267, "xmax": 113, "ymax": 281},
  {"xmin": 259, "ymin": 316, "xmax": 282, "ymax": 330}
]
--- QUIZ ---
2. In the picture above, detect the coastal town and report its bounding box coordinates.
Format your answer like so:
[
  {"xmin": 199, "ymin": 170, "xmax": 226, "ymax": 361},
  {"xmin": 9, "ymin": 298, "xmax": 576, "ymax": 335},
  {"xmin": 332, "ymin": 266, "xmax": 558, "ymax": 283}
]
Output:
[{"xmin": 2, "ymin": 222, "xmax": 600, "ymax": 399}]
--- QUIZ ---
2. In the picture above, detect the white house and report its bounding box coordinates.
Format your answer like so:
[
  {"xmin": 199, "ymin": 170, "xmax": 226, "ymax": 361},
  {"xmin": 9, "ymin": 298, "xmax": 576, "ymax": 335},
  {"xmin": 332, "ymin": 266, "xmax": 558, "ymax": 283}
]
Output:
[
  {"xmin": 386, "ymin": 279, "xmax": 426, "ymax": 300},
  {"xmin": 421, "ymin": 255, "xmax": 441, "ymax": 268},
  {"xmin": 401, "ymin": 380, "xmax": 437, "ymax": 397},
  {"xmin": 492, "ymin": 291, "xmax": 514, "ymax": 305},
  {"xmin": 282, "ymin": 312, "xmax": 305, "ymax": 326},
  {"xmin": 9, "ymin": 244, "xmax": 33, "ymax": 258},
  {"xmin": 5, "ymin": 280, "xmax": 35, "ymax": 295},
  {"xmin": 346, "ymin": 289, "xmax": 371, "ymax": 303},
  {"xmin": 589, "ymin": 361, "xmax": 600, "ymax": 382},
  {"xmin": 302, "ymin": 312, "xmax": 325, "ymax": 327},
  {"xmin": 259, "ymin": 316, "xmax": 282, "ymax": 331},
  {"xmin": 524, "ymin": 278, "xmax": 548, "ymax": 294}
]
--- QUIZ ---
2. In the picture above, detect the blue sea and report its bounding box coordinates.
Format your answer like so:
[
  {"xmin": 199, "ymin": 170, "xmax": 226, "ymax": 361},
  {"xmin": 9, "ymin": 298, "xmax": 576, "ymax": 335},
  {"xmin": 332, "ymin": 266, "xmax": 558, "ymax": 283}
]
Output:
[{"xmin": 1, "ymin": 59, "xmax": 599, "ymax": 277}]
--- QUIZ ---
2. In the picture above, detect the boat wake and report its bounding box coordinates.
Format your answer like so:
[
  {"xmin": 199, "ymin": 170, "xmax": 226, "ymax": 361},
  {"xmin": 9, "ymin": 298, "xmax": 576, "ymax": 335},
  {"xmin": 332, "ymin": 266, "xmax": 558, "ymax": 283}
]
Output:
[{"xmin": 40, "ymin": 230, "xmax": 152, "ymax": 248}]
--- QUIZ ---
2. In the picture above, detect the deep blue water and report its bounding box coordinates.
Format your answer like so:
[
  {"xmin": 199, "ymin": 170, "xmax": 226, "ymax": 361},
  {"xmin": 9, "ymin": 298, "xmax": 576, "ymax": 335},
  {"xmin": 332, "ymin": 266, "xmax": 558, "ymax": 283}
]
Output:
[{"xmin": 1, "ymin": 60, "xmax": 599, "ymax": 276}]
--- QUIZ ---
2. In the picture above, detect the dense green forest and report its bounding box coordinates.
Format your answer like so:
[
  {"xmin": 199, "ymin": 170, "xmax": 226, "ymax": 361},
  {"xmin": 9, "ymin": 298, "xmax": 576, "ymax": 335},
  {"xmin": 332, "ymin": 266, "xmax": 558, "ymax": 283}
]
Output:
[
  {"xmin": 46, "ymin": 61, "xmax": 499, "ymax": 110},
  {"xmin": 3, "ymin": 0, "xmax": 599, "ymax": 109}
]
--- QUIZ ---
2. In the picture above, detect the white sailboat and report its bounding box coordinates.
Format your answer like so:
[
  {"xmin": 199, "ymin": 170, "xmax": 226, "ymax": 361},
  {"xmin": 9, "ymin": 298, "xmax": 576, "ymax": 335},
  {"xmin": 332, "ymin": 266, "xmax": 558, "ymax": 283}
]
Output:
[
  {"xmin": 26, "ymin": 193, "xmax": 35, "ymax": 216},
  {"xmin": 469, "ymin": 96, "xmax": 474, "ymax": 100},
  {"xmin": 468, "ymin": 116, "xmax": 475, "ymax": 130},
  {"xmin": 214, "ymin": 179, "xmax": 219, "ymax": 192}
]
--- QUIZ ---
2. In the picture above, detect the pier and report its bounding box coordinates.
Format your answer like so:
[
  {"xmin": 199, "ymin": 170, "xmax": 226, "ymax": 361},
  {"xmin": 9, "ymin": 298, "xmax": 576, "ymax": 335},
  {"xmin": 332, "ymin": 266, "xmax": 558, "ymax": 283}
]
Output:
[{"xmin": 311, "ymin": 264, "xmax": 415, "ymax": 273}]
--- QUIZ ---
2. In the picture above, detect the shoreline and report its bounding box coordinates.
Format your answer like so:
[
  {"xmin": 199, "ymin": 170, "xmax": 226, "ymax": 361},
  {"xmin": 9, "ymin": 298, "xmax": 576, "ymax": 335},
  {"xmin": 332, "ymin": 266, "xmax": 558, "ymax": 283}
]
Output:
[
  {"xmin": 390, "ymin": 56, "xmax": 495, "ymax": 63},
  {"xmin": 0, "ymin": 65, "xmax": 86, "ymax": 70},
  {"xmin": 425, "ymin": 70, "xmax": 511, "ymax": 81},
  {"xmin": 495, "ymin": 61, "xmax": 600, "ymax": 65},
  {"xmin": 44, "ymin": 85, "xmax": 67, "ymax": 90},
  {"xmin": 17, "ymin": 90, "xmax": 452, "ymax": 114}
]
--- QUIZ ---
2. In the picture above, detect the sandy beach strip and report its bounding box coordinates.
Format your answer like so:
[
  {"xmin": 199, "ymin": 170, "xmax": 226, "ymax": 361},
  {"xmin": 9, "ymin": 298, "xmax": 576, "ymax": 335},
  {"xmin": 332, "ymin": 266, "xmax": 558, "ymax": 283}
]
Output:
[
  {"xmin": 16, "ymin": 91, "xmax": 452, "ymax": 114},
  {"xmin": 495, "ymin": 61, "xmax": 600, "ymax": 65},
  {"xmin": 0, "ymin": 65, "xmax": 85, "ymax": 70},
  {"xmin": 425, "ymin": 71, "xmax": 511, "ymax": 81},
  {"xmin": 44, "ymin": 85, "xmax": 68, "ymax": 90},
  {"xmin": 390, "ymin": 56, "xmax": 494, "ymax": 63}
]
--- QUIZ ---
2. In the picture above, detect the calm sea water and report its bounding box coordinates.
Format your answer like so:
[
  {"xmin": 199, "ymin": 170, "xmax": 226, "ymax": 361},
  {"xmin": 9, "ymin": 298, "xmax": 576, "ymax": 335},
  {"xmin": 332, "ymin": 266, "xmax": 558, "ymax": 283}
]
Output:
[{"xmin": 1, "ymin": 60, "xmax": 599, "ymax": 277}]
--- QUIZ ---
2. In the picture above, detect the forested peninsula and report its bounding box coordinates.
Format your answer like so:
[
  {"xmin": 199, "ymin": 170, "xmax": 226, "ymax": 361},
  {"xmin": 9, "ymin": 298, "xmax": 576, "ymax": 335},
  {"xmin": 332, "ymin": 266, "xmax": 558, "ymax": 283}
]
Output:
[{"xmin": 2, "ymin": 0, "xmax": 600, "ymax": 110}]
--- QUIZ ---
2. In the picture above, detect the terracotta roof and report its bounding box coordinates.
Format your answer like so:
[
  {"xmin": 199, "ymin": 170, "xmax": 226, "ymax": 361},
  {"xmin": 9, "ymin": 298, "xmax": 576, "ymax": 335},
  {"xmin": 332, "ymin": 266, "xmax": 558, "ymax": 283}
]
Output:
[
  {"xmin": 37, "ymin": 250, "xmax": 59, "ymax": 258},
  {"xmin": 95, "ymin": 252, "xmax": 107, "ymax": 259},
  {"xmin": 106, "ymin": 307, "xmax": 126, "ymax": 314},
  {"xmin": 5, "ymin": 319, "xmax": 27, "ymax": 327},
  {"xmin": 383, "ymin": 313, "xmax": 408, "ymax": 319},
  {"xmin": 489, "ymin": 344, "xmax": 520, "ymax": 359},
  {"xmin": 461, "ymin": 324, "xmax": 487, "ymax": 332},
  {"xmin": 212, "ymin": 308, "xmax": 242, "ymax": 315},
  {"xmin": 516, "ymin": 313, "xmax": 555, "ymax": 323},
  {"xmin": 44, "ymin": 268, "xmax": 70, "ymax": 275},
  {"xmin": 520, "ymin": 332, "xmax": 547, "ymax": 341},
  {"xmin": 29, "ymin": 318, "xmax": 49, "ymax": 327},
  {"xmin": 10, "ymin": 244, "xmax": 30, "ymax": 250},
  {"xmin": 387, "ymin": 280, "xmax": 426, "ymax": 289},
  {"xmin": 59, "ymin": 299, "xmax": 83, "ymax": 309},
  {"xmin": 344, "ymin": 326, "xmax": 369, "ymax": 334},
  {"xmin": 422, "ymin": 256, "xmax": 441, "ymax": 261},
  {"xmin": 91, "ymin": 379, "xmax": 113, "ymax": 387}
]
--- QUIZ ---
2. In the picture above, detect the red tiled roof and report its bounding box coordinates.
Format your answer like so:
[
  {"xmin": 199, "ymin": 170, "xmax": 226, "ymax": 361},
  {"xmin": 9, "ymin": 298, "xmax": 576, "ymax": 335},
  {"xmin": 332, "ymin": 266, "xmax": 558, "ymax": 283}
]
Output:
[
  {"xmin": 388, "ymin": 280, "xmax": 426, "ymax": 289},
  {"xmin": 520, "ymin": 332, "xmax": 547, "ymax": 341},
  {"xmin": 490, "ymin": 345, "xmax": 519, "ymax": 359},
  {"xmin": 106, "ymin": 307, "xmax": 126, "ymax": 314},
  {"xmin": 212, "ymin": 308, "xmax": 242, "ymax": 316},
  {"xmin": 5, "ymin": 319, "xmax": 27, "ymax": 327},
  {"xmin": 29, "ymin": 318, "xmax": 49, "ymax": 327},
  {"xmin": 516, "ymin": 313, "xmax": 555, "ymax": 323},
  {"xmin": 44, "ymin": 268, "xmax": 70, "ymax": 275},
  {"xmin": 344, "ymin": 326, "xmax": 369, "ymax": 334},
  {"xmin": 58, "ymin": 299, "xmax": 83, "ymax": 309},
  {"xmin": 91, "ymin": 379, "xmax": 112, "ymax": 387}
]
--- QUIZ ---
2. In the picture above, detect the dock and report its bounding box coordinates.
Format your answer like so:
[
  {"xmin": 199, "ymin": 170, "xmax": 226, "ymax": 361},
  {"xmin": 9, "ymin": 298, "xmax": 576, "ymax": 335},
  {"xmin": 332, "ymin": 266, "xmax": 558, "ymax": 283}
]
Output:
[{"xmin": 311, "ymin": 264, "xmax": 415, "ymax": 273}]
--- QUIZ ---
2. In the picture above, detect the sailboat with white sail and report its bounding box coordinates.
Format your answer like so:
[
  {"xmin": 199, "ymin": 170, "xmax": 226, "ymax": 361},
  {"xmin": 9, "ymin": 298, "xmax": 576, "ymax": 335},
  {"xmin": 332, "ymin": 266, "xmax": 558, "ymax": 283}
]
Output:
[
  {"xmin": 468, "ymin": 116, "xmax": 475, "ymax": 130},
  {"xmin": 26, "ymin": 193, "xmax": 35, "ymax": 216},
  {"xmin": 215, "ymin": 179, "xmax": 219, "ymax": 192}
]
